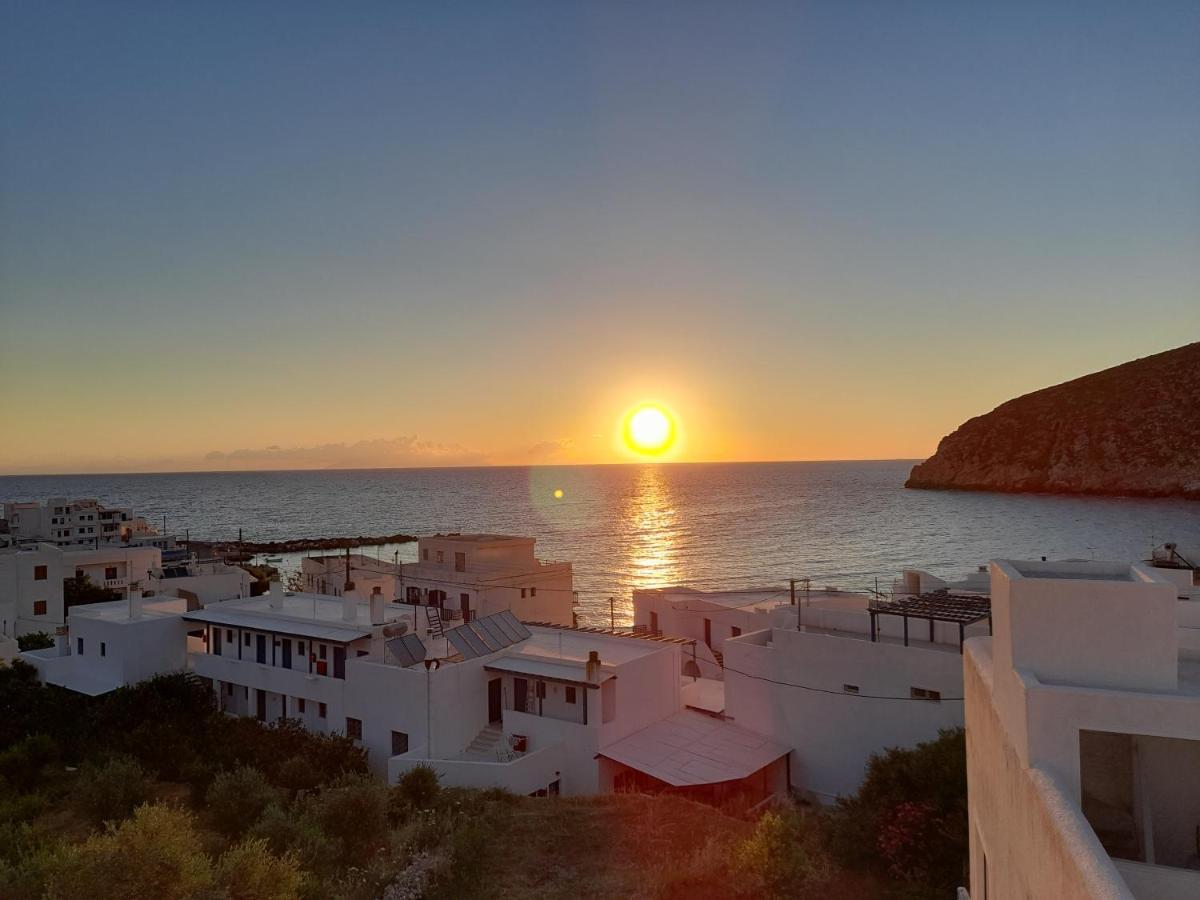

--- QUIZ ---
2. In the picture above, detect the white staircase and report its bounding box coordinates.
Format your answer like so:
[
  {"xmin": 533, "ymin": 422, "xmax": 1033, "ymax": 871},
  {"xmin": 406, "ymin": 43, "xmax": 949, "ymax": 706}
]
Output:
[{"xmin": 461, "ymin": 723, "xmax": 504, "ymax": 759}]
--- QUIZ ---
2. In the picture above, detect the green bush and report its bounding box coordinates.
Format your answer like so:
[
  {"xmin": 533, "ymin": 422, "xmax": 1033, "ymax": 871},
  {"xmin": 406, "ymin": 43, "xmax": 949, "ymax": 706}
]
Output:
[
  {"xmin": 214, "ymin": 837, "xmax": 305, "ymax": 900},
  {"xmin": 735, "ymin": 808, "xmax": 829, "ymax": 894},
  {"xmin": 206, "ymin": 766, "xmax": 280, "ymax": 836},
  {"xmin": 306, "ymin": 772, "xmax": 390, "ymax": 866},
  {"xmin": 394, "ymin": 764, "xmax": 441, "ymax": 814},
  {"xmin": 46, "ymin": 803, "xmax": 214, "ymax": 900},
  {"xmin": 0, "ymin": 837, "xmax": 68, "ymax": 900},
  {"xmin": 277, "ymin": 754, "xmax": 323, "ymax": 795},
  {"xmin": 16, "ymin": 632, "xmax": 54, "ymax": 652},
  {"xmin": 75, "ymin": 755, "xmax": 153, "ymax": 823},
  {"xmin": 0, "ymin": 733, "xmax": 59, "ymax": 787},
  {"xmin": 247, "ymin": 804, "xmax": 337, "ymax": 878},
  {"xmin": 824, "ymin": 727, "xmax": 967, "ymax": 894}
]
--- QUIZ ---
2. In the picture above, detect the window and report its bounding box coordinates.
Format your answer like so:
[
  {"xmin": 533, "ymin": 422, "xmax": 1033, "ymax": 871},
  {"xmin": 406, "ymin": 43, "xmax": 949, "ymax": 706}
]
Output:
[
  {"xmin": 243, "ymin": 632, "xmax": 251, "ymax": 646},
  {"xmin": 843, "ymin": 684, "xmax": 860, "ymax": 694},
  {"xmin": 520, "ymin": 588, "xmax": 527, "ymax": 599},
  {"xmin": 33, "ymin": 565, "xmax": 47, "ymax": 581},
  {"xmin": 318, "ymin": 644, "xmax": 327, "ymax": 660},
  {"xmin": 100, "ymin": 642, "xmax": 106, "ymax": 657},
  {"xmin": 910, "ymin": 687, "xmax": 941, "ymax": 702},
  {"xmin": 731, "ymin": 626, "xmax": 742, "ymax": 638},
  {"xmin": 105, "ymin": 566, "xmax": 118, "ymax": 580},
  {"xmin": 298, "ymin": 642, "xmax": 305, "ymax": 655},
  {"xmin": 565, "ymin": 686, "xmax": 577, "ymax": 704},
  {"xmin": 77, "ymin": 638, "xmax": 84, "ymax": 655},
  {"xmin": 436, "ymin": 550, "xmax": 444, "ymax": 563},
  {"xmin": 391, "ymin": 731, "xmax": 409, "ymax": 756},
  {"xmin": 318, "ymin": 702, "xmax": 327, "ymax": 719},
  {"xmin": 422, "ymin": 549, "xmax": 428, "ymax": 561},
  {"xmin": 226, "ymin": 629, "xmax": 233, "ymax": 643},
  {"xmin": 226, "ymin": 683, "xmax": 234, "ymax": 696},
  {"xmin": 530, "ymin": 587, "xmax": 536, "ymax": 597},
  {"xmin": 33, "ymin": 600, "xmax": 47, "ymax": 616},
  {"xmin": 649, "ymin": 611, "xmax": 658, "ymax": 633},
  {"xmin": 297, "ymin": 698, "xmax": 306, "ymax": 713},
  {"xmin": 346, "ymin": 717, "xmax": 362, "ymax": 740},
  {"xmin": 454, "ymin": 551, "xmax": 466, "ymax": 572}
]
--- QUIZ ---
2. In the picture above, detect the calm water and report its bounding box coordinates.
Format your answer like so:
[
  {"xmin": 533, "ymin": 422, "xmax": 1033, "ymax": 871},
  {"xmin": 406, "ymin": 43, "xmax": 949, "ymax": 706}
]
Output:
[{"xmin": 2, "ymin": 462, "xmax": 1196, "ymax": 625}]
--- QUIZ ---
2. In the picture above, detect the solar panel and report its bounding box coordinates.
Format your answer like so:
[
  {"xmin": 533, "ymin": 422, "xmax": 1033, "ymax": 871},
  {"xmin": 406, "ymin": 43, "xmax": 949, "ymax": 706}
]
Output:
[
  {"xmin": 467, "ymin": 620, "xmax": 501, "ymax": 651},
  {"xmin": 457, "ymin": 625, "xmax": 490, "ymax": 657},
  {"xmin": 446, "ymin": 629, "xmax": 476, "ymax": 659},
  {"xmin": 476, "ymin": 615, "xmax": 509, "ymax": 647},
  {"xmin": 500, "ymin": 610, "xmax": 532, "ymax": 640},
  {"xmin": 401, "ymin": 633, "xmax": 426, "ymax": 664},
  {"xmin": 386, "ymin": 637, "xmax": 416, "ymax": 667},
  {"xmin": 490, "ymin": 612, "xmax": 522, "ymax": 642}
]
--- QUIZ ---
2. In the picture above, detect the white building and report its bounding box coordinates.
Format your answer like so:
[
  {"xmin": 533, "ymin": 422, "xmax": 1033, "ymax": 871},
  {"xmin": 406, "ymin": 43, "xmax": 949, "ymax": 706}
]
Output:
[
  {"xmin": 304, "ymin": 534, "xmax": 576, "ymax": 627},
  {"xmin": 21, "ymin": 595, "xmax": 198, "ymax": 695},
  {"xmin": 2, "ymin": 497, "xmax": 166, "ymax": 548},
  {"xmin": 965, "ymin": 559, "xmax": 1200, "ymax": 900},
  {"xmin": 721, "ymin": 584, "xmax": 990, "ymax": 803}
]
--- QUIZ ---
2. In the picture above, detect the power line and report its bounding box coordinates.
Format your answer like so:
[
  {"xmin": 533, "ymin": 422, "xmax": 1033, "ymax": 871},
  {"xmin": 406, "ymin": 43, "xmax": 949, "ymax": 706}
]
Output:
[{"xmin": 721, "ymin": 663, "xmax": 964, "ymax": 703}]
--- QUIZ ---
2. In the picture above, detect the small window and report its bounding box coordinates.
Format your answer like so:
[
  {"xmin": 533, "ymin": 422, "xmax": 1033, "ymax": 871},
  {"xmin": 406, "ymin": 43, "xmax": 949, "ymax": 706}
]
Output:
[
  {"xmin": 318, "ymin": 702, "xmax": 327, "ymax": 719},
  {"xmin": 33, "ymin": 565, "xmax": 47, "ymax": 581},
  {"xmin": 100, "ymin": 642, "xmax": 106, "ymax": 657},
  {"xmin": 226, "ymin": 683, "xmax": 234, "ymax": 696},
  {"xmin": 318, "ymin": 644, "xmax": 327, "ymax": 660},
  {"xmin": 530, "ymin": 587, "xmax": 536, "ymax": 597},
  {"xmin": 454, "ymin": 552, "xmax": 466, "ymax": 572},
  {"xmin": 436, "ymin": 550, "xmax": 444, "ymax": 563},
  {"xmin": 910, "ymin": 687, "xmax": 941, "ymax": 702},
  {"xmin": 520, "ymin": 588, "xmax": 527, "ymax": 599},
  {"xmin": 77, "ymin": 638, "xmax": 84, "ymax": 655},
  {"xmin": 105, "ymin": 566, "xmax": 118, "ymax": 580},
  {"xmin": 298, "ymin": 641, "xmax": 305, "ymax": 655},
  {"xmin": 346, "ymin": 717, "xmax": 362, "ymax": 740},
  {"xmin": 422, "ymin": 549, "xmax": 429, "ymax": 561},
  {"xmin": 731, "ymin": 626, "xmax": 742, "ymax": 638},
  {"xmin": 225, "ymin": 629, "xmax": 233, "ymax": 643},
  {"xmin": 843, "ymin": 684, "xmax": 860, "ymax": 694},
  {"xmin": 298, "ymin": 698, "xmax": 306, "ymax": 714},
  {"xmin": 565, "ymin": 686, "xmax": 577, "ymax": 704},
  {"xmin": 391, "ymin": 731, "xmax": 409, "ymax": 755},
  {"xmin": 357, "ymin": 649, "xmax": 368, "ymax": 657},
  {"xmin": 244, "ymin": 632, "xmax": 251, "ymax": 646},
  {"xmin": 33, "ymin": 600, "xmax": 47, "ymax": 616}
]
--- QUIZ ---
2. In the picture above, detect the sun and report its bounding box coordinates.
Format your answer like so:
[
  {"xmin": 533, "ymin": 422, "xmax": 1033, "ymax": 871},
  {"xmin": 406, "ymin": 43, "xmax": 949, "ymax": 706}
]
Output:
[{"xmin": 623, "ymin": 404, "xmax": 676, "ymax": 455}]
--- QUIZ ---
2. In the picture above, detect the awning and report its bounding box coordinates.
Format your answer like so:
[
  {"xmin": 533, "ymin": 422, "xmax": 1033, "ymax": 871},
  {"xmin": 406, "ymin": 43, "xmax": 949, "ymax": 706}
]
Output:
[
  {"xmin": 597, "ymin": 710, "xmax": 789, "ymax": 787},
  {"xmin": 484, "ymin": 655, "xmax": 613, "ymax": 688},
  {"xmin": 182, "ymin": 608, "xmax": 370, "ymax": 643}
]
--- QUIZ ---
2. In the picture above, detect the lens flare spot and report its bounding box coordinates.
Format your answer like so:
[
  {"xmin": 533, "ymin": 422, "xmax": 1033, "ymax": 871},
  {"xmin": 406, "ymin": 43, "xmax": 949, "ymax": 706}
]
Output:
[{"xmin": 553, "ymin": 488, "xmax": 564, "ymax": 500}]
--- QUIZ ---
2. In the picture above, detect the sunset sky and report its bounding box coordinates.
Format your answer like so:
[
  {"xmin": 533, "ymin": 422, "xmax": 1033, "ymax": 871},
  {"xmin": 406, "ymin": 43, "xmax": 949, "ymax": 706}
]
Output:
[{"xmin": 2, "ymin": 2, "xmax": 1197, "ymax": 474}]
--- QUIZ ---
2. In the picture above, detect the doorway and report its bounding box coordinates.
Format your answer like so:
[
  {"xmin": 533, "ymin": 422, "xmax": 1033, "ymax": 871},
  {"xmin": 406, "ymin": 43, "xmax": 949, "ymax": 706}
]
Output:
[
  {"xmin": 514, "ymin": 677, "xmax": 528, "ymax": 714},
  {"xmin": 488, "ymin": 678, "xmax": 502, "ymax": 723},
  {"xmin": 256, "ymin": 634, "xmax": 267, "ymax": 664},
  {"xmin": 704, "ymin": 618, "xmax": 712, "ymax": 648}
]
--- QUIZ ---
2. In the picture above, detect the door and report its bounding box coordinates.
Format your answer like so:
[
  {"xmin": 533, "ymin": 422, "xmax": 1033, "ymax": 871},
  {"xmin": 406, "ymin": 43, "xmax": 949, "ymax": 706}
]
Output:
[
  {"xmin": 704, "ymin": 618, "xmax": 712, "ymax": 648},
  {"xmin": 488, "ymin": 678, "xmax": 502, "ymax": 723},
  {"xmin": 514, "ymin": 677, "xmax": 528, "ymax": 714},
  {"xmin": 281, "ymin": 639, "xmax": 292, "ymax": 669},
  {"xmin": 333, "ymin": 646, "xmax": 346, "ymax": 679},
  {"xmin": 461, "ymin": 593, "xmax": 471, "ymax": 622},
  {"xmin": 256, "ymin": 634, "xmax": 267, "ymax": 664},
  {"xmin": 255, "ymin": 689, "xmax": 266, "ymax": 721},
  {"xmin": 213, "ymin": 627, "xmax": 222, "ymax": 655}
]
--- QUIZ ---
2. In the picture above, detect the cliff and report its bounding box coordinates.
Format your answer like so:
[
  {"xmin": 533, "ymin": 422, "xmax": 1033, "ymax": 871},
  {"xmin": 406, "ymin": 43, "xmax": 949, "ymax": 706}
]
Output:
[{"xmin": 906, "ymin": 342, "xmax": 1200, "ymax": 500}]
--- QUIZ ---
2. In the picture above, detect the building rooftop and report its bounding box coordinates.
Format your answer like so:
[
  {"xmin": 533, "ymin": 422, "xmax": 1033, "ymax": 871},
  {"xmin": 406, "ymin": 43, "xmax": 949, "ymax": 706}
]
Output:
[
  {"xmin": 427, "ymin": 533, "xmax": 533, "ymax": 545},
  {"xmin": 182, "ymin": 591, "xmax": 409, "ymax": 642},
  {"xmin": 70, "ymin": 596, "xmax": 189, "ymax": 624}
]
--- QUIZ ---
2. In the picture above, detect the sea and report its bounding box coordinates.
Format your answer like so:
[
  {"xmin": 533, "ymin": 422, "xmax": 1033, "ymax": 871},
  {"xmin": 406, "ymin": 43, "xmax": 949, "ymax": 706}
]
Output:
[{"xmin": 2, "ymin": 461, "xmax": 1196, "ymax": 626}]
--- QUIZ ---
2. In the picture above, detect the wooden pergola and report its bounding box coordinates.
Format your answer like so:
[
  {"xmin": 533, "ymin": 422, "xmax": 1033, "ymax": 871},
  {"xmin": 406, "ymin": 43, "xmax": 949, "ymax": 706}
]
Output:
[{"xmin": 868, "ymin": 589, "xmax": 991, "ymax": 653}]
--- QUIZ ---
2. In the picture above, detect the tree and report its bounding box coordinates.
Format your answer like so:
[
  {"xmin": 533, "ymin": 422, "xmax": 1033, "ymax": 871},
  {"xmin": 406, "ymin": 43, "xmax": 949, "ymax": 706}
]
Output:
[
  {"xmin": 16, "ymin": 632, "xmax": 53, "ymax": 652},
  {"xmin": 206, "ymin": 766, "xmax": 280, "ymax": 836},
  {"xmin": 75, "ymin": 756, "xmax": 153, "ymax": 823},
  {"xmin": 214, "ymin": 838, "xmax": 305, "ymax": 900},
  {"xmin": 63, "ymin": 574, "xmax": 120, "ymax": 609}
]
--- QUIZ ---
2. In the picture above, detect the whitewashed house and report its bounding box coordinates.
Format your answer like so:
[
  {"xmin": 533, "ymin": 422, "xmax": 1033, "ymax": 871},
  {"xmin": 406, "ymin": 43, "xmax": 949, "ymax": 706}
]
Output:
[
  {"xmin": 304, "ymin": 534, "xmax": 577, "ymax": 626},
  {"xmin": 722, "ymin": 584, "xmax": 990, "ymax": 803},
  {"xmin": 3, "ymin": 497, "xmax": 166, "ymax": 548},
  {"xmin": 965, "ymin": 559, "xmax": 1200, "ymax": 900}
]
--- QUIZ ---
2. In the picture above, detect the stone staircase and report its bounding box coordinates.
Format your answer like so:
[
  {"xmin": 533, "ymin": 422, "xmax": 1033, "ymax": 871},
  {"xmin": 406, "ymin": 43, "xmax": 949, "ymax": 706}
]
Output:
[
  {"xmin": 461, "ymin": 723, "xmax": 504, "ymax": 760},
  {"xmin": 711, "ymin": 647, "xmax": 725, "ymax": 669}
]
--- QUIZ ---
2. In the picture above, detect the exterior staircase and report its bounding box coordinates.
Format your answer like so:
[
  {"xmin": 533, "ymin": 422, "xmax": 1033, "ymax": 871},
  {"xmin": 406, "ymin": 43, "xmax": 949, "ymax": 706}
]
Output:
[
  {"xmin": 425, "ymin": 606, "xmax": 445, "ymax": 639},
  {"xmin": 461, "ymin": 724, "xmax": 504, "ymax": 760},
  {"xmin": 711, "ymin": 648, "xmax": 725, "ymax": 669}
]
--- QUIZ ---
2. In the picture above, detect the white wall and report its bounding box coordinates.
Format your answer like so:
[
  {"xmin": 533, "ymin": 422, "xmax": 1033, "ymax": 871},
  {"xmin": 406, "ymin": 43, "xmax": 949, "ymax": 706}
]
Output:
[{"xmin": 724, "ymin": 627, "xmax": 964, "ymax": 802}]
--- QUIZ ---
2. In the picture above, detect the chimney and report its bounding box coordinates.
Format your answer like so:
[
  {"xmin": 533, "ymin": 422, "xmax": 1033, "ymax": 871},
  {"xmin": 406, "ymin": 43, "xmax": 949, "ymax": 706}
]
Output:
[
  {"xmin": 370, "ymin": 586, "xmax": 385, "ymax": 626},
  {"xmin": 269, "ymin": 580, "xmax": 284, "ymax": 609},
  {"xmin": 129, "ymin": 592, "xmax": 143, "ymax": 620},
  {"xmin": 343, "ymin": 591, "xmax": 356, "ymax": 623},
  {"xmin": 585, "ymin": 650, "xmax": 601, "ymax": 684}
]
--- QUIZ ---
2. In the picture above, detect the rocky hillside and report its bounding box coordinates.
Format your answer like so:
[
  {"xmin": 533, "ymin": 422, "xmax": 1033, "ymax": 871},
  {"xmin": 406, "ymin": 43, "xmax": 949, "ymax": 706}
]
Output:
[{"xmin": 907, "ymin": 342, "xmax": 1200, "ymax": 499}]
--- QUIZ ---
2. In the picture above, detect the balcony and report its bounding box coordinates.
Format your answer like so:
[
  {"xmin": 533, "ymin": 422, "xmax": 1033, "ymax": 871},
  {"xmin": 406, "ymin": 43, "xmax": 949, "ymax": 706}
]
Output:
[
  {"xmin": 190, "ymin": 652, "xmax": 345, "ymax": 706},
  {"xmin": 103, "ymin": 578, "xmax": 129, "ymax": 590}
]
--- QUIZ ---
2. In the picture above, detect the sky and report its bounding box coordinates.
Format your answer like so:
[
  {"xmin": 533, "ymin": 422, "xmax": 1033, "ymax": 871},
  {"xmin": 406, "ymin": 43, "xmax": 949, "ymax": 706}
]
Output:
[{"xmin": 1, "ymin": 2, "xmax": 1197, "ymax": 474}]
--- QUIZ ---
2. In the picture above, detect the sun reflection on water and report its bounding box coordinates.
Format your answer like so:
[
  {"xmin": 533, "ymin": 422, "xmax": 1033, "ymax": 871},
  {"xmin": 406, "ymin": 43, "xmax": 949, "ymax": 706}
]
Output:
[{"xmin": 622, "ymin": 465, "xmax": 682, "ymax": 601}]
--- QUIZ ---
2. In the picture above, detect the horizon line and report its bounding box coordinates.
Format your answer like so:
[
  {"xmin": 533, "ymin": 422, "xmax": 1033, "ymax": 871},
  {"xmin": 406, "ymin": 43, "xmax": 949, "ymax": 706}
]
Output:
[{"xmin": 0, "ymin": 457, "xmax": 925, "ymax": 480}]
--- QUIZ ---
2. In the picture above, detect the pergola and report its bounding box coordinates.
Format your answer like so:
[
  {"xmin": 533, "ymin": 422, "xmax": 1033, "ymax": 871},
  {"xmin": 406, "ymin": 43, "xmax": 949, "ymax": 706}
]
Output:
[{"xmin": 868, "ymin": 590, "xmax": 991, "ymax": 653}]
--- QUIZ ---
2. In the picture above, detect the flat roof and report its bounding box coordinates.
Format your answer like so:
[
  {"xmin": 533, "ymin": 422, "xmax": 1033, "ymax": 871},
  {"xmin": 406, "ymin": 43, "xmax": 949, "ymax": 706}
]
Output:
[
  {"xmin": 516, "ymin": 627, "xmax": 671, "ymax": 665},
  {"xmin": 70, "ymin": 597, "xmax": 189, "ymax": 624},
  {"xmin": 597, "ymin": 710, "xmax": 789, "ymax": 787},
  {"xmin": 425, "ymin": 533, "xmax": 533, "ymax": 544},
  {"xmin": 183, "ymin": 607, "xmax": 371, "ymax": 643},
  {"xmin": 484, "ymin": 656, "xmax": 612, "ymax": 686}
]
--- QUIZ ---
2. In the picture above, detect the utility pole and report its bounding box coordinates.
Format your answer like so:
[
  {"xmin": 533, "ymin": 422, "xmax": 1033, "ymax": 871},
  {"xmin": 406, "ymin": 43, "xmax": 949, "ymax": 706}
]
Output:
[{"xmin": 609, "ymin": 597, "xmax": 615, "ymax": 630}]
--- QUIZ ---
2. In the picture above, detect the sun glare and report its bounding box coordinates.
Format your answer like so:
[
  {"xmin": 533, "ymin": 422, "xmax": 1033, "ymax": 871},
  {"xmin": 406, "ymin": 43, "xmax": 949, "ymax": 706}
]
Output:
[{"xmin": 624, "ymin": 404, "xmax": 676, "ymax": 456}]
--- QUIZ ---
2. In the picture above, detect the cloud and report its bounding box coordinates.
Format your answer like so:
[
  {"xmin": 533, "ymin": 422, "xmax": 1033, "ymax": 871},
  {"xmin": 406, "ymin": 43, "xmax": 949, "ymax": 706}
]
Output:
[{"xmin": 200, "ymin": 436, "xmax": 488, "ymax": 470}]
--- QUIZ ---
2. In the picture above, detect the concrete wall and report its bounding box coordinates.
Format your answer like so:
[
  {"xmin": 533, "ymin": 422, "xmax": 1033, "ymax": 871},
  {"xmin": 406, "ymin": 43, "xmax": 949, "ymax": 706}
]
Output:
[
  {"xmin": 0, "ymin": 544, "xmax": 66, "ymax": 633},
  {"xmin": 965, "ymin": 642, "xmax": 1135, "ymax": 900},
  {"xmin": 725, "ymin": 627, "xmax": 964, "ymax": 802},
  {"xmin": 390, "ymin": 740, "xmax": 567, "ymax": 795}
]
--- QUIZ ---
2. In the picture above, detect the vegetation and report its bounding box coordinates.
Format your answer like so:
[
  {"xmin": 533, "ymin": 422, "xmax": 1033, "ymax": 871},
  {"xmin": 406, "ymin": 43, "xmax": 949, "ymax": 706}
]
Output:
[
  {"xmin": 0, "ymin": 659, "xmax": 964, "ymax": 898},
  {"xmin": 63, "ymin": 574, "xmax": 121, "ymax": 609},
  {"xmin": 16, "ymin": 632, "xmax": 54, "ymax": 652}
]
